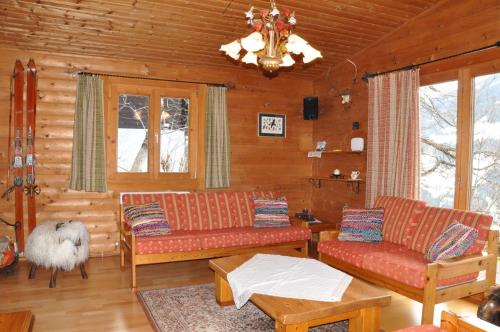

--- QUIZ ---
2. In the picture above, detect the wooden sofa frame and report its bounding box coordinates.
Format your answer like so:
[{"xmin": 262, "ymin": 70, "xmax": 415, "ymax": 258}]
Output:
[
  {"xmin": 438, "ymin": 310, "xmax": 495, "ymax": 332},
  {"xmin": 120, "ymin": 207, "xmax": 309, "ymax": 289},
  {"xmin": 319, "ymin": 230, "xmax": 498, "ymax": 325}
]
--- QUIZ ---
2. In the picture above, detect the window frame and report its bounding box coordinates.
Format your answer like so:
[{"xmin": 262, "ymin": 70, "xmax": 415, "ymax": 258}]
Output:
[
  {"xmin": 419, "ymin": 50, "xmax": 500, "ymax": 211},
  {"xmin": 105, "ymin": 77, "xmax": 206, "ymax": 191}
]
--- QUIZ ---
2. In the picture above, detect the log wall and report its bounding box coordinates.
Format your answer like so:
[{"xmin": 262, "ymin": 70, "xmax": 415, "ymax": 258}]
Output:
[
  {"xmin": 311, "ymin": 0, "xmax": 500, "ymax": 223},
  {"xmin": 0, "ymin": 48, "xmax": 313, "ymax": 256}
]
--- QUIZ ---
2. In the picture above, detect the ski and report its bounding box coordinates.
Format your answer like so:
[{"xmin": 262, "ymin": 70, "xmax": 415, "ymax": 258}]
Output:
[
  {"xmin": 25, "ymin": 59, "xmax": 40, "ymax": 234},
  {"xmin": 13, "ymin": 60, "xmax": 25, "ymax": 252},
  {"xmin": 1, "ymin": 63, "xmax": 15, "ymax": 201}
]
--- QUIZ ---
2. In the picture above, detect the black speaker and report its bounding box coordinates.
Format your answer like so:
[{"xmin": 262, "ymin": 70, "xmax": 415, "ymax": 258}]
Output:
[{"xmin": 303, "ymin": 96, "xmax": 318, "ymax": 120}]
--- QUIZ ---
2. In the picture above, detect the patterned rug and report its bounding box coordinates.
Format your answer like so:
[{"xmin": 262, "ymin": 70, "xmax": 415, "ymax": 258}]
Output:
[{"xmin": 137, "ymin": 283, "xmax": 348, "ymax": 332}]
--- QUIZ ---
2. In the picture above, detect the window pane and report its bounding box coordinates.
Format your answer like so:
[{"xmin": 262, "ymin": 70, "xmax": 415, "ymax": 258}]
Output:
[
  {"xmin": 471, "ymin": 73, "xmax": 500, "ymax": 226},
  {"xmin": 117, "ymin": 94, "xmax": 149, "ymax": 173},
  {"xmin": 419, "ymin": 81, "xmax": 458, "ymax": 208},
  {"xmin": 160, "ymin": 97, "xmax": 189, "ymax": 173}
]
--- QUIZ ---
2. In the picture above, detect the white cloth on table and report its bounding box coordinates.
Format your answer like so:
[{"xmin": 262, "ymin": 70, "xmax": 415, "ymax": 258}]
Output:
[{"xmin": 227, "ymin": 253, "xmax": 353, "ymax": 309}]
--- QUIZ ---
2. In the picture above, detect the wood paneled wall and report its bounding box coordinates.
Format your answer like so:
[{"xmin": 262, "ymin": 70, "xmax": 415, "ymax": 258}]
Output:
[
  {"xmin": 0, "ymin": 48, "xmax": 313, "ymax": 256},
  {"xmin": 311, "ymin": 0, "xmax": 500, "ymax": 223}
]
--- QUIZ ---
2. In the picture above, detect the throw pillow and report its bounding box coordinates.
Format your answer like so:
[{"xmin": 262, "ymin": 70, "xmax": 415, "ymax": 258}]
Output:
[
  {"xmin": 338, "ymin": 208, "xmax": 384, "ymax": 242},
  {"xmin": 123, "ymin": 202, "xmax": 170, "ymax": 237},
  {"xmin": 253, "ymin": 197, "xmax": 290, "ymax": 228},
  {"xmin": 425, "ymin": 221, "xmax": 478, "ymax": 262}
]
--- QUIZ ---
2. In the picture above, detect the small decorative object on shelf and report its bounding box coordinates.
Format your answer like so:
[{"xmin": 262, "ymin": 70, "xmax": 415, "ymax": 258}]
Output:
[
  {"xmin": 351, "ymin": 137, "xmax": 364, "ymax": 151},
  {"xmin": 331, "ymin": 169, "xmax": 341, "ymax": 179},
  {"xmin": 295, "ymin": 208, "xmax": 316, "ymax": 222},
  {"xmin": 315, "ymin": 141, "xmax": 326, "ymax": 151},
  {"xmin": 350, "ymin": 170, "xmax": 360, "ymax": 180}
]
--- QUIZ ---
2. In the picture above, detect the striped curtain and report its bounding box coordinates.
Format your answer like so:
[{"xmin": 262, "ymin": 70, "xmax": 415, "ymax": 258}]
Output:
[
  {"xmin": 205, "ymin": 86, "xmax": 230, "ymax": 188},
  {"xmin": 69, "ymin": 74, "xmax": 107, "ymax": 192},
  {"xmin": 366, "ymin": 69, "xmax": 420, "ymax": 207}
]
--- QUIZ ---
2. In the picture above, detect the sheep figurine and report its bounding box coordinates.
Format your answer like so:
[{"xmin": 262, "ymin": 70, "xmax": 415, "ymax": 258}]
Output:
[{"xmin": 25, "ymin": 220, "xmax": 89, "ymax": 288}]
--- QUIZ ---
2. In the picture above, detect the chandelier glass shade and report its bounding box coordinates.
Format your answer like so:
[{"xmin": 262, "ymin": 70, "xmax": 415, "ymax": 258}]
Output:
[{"xmin": 219, "ymin": 0, "xmax": 322, "ymax": 73}]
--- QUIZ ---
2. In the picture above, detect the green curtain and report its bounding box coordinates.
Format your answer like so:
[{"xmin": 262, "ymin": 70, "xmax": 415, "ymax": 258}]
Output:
[
  {"xmin": 69, "ymin": 74, "xmax": 107, "ymax": 192},
  {"xmin": 205, "ymin": 86, "xmax": 230, "ymax": 188}
]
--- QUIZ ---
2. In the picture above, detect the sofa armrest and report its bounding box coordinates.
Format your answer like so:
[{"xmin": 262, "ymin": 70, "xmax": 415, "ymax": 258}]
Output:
[
  {"xmin": 435, "ymin": 254, "xmax": 492, "ymax": 281},
  {"xmin": 121, "ymin": 222, "xmax": 132, "ymax": 236},
  {"xmin": 289, "ymin": 217, "xmax": 309, "ymax": 228},
  {"xmin": 319, "ymin": 230, "xmax": 339, "ymax": 241}
]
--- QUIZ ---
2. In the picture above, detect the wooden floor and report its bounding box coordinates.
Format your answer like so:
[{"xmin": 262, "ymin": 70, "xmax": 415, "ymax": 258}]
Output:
[{"xmin": 0, "ymin": 256, "xmax": 479, "ymax": 332}]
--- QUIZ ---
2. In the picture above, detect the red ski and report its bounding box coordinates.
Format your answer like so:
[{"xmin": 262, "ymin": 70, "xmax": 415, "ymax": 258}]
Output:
[
  {"xmin": 13, "ymin": 60, "xmax": 25, "ymax": 251},
  {"xmin": 25, "ymin": 59, "xmax": 40, "ymax": 234}
]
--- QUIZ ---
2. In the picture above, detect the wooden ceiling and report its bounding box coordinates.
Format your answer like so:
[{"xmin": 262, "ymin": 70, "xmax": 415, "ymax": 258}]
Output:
[{"xmin": 0, "ymin": 0, "xmax": 441, "ymax": 79}]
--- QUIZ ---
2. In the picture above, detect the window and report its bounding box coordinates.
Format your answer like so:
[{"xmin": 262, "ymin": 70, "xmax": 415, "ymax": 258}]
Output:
[
  {"xmin": 105, "ymin": 78, "xmax": 206, "ymax": 191},
  {"xmin": 470, "ymin": 73, "xmax": 500, "ymax": 223},
  {"xmin": 118, "ymin": 94, "xmax": 150, "ymax": 173},
  {"xmin": 419, "ymin": 57, "xmax": 499, "ymax": 227},
  {"xmin": 419, "ymin": 81, "xmax": 458, "ymax": 208}
]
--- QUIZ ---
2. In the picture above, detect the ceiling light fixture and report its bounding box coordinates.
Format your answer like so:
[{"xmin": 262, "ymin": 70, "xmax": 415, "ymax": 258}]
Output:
[{"xmin": 220, "ymin": 0, "xmax": 322, "ymax": 74}]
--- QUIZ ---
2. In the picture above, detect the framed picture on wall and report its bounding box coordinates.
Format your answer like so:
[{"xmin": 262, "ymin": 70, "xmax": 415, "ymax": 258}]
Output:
[{"xmin": 258, "ymin": 113, "xmax": 286, "ymax": 137}]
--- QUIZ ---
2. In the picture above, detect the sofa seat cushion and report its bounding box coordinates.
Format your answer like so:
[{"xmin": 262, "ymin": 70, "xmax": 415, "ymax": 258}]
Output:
[
  {"xmin": 318, "ymin": 239, "xmax": 401, "ymax": 268},
  {"xmin": 199, "ymin": 228, "xmax": 261, "ymax": 249},
  {"xmin": 406, "ymin": 207, "xmax": 493, "ymax": 254},
  {"xmin": 255, "ymin": 226, "xmax": 311, "ymax": 245},
  {"xmin": 319, "ymin": 240, "xmax": 477, "ymax": 288},
  {"xmin": 200, "ymin": 226, "xmax": 310, "ymax": 249},
  {"xmin": 135, "ymin": 226, "xmax": 311, "ymax": 254},
  {"xmin": 135, "ymin": 231, "xmax": 202, "ymax": 254},
  {"xmin": 374, "ymin": 196, "xmax": 426, "ymax": 246},
  {"xmin": 362, "ymin": 246, "xmax": 477, "ymax": 288}
]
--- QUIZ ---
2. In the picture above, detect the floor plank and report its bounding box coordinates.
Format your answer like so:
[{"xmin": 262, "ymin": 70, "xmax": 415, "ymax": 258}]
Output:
[{"xmin": 0, "ymin": 257, "xmax": 480, "ymax": 331}]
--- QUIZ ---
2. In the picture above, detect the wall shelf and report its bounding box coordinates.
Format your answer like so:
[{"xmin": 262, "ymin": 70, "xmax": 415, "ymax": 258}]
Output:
[
  {"xmin": 308, "ymin": 150, "xmax": 365, "ymax": 158},
  {"xmin": 307, "ymin": 177, "xmax": 365, "ymax": 193},
  {"xmin": 321, "ymin": 150, "xmax": 365, "ymax": 154}
]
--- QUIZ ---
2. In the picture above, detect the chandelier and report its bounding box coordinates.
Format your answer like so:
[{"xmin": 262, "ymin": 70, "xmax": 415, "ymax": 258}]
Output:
[{"xmin": 220, "ymin": 0, "xmax": 322, "ymax": 74}]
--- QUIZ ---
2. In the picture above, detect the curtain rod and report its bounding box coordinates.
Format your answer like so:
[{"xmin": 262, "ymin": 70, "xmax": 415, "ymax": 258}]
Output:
[
  {"xmin": 362, "ymin": 41, "xmax": 500, "ymax": 81},
  {"xmin": 75, "ymin": 71, "xmax": 236, "ymax": 89}
]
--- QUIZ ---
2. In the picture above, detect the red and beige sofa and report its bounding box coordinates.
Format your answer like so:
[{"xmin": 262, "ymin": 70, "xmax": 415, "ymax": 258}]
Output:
[
  {"xmin": 120, "ymin": 191, "xmax": 311, "ymax": 288},
  {"xmin": 318, "ymin": 196, "xmax": 498, "ymax": 325}
]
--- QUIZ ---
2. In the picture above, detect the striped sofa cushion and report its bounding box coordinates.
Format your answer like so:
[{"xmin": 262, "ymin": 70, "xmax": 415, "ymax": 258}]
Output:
[
  {"xmin": 406, "ymin": 207, "xmax": 493, "ymax": 254},
  {"xmin": 253, "ymin": 197, "xmax": 290, "ymax": 228},
  {"xmin": 338, "ymin": 208, "xmax": 384, "ymax": 242},
  {"xmin": 374, "ymin": 196, "xmax": 426, "ymax": 246},
  {"xmin": 122, "ymin": 191, "xmax": 275, "ymax": 231},
  {"xmin": 123, "ymin": 202, "xmax": 170, "ymax": 237},
  {"xmin": 425, "ymin": 221, "xmax": 478, "ymax": 262}
]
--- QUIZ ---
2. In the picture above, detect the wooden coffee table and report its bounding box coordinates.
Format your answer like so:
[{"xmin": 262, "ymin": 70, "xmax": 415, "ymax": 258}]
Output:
[
  {"xmin": 208, "ymin": 250, "xmax": 391, "ymax": 332},
  {"xmin": 0, "ymin": 310, "xmax": 33, "ymax": 332}
]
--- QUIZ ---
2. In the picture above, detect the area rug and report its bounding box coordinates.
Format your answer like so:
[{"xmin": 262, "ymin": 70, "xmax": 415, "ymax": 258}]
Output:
[{"xmin": 137, "ymin": 283, "xmax": 348, "ymax": 332}]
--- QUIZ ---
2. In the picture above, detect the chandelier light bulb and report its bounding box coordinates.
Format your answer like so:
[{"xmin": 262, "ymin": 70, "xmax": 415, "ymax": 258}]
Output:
[
  {"xmin": 241, "ymin": 32, "xmax": 265, "ymax": 52},
  {"xmin": 302, "ymin": 44, "xmax": 323, "ymax": 63},
  {"xmin": 242, "ymin": 51, "xmax": 259, "ymax": 66},
  {"xmin": 279, "ymin": 53, "xmax": 295, "ymax": 67},
  {"xmin": 220, "ymin": 40, "xmax": 242, "ymax": 60},
  {"xmin": 285, "ymin": 34, "xmax": 308, "ymax": 55}
]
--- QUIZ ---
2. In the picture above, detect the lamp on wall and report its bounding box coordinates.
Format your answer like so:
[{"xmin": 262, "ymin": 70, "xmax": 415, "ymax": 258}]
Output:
[{"xmin": 220, "ymin": 0, "xmax": 322, "ymax": 74}]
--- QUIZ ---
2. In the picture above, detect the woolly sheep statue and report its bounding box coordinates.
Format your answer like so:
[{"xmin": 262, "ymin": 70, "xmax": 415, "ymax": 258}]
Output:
[{"xmin": 25, "ymin": 220, "xmax": 89, "ymax": 287}]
